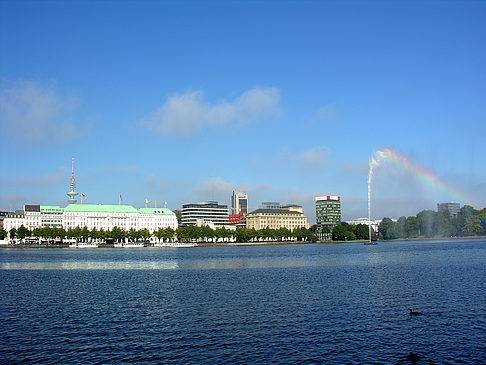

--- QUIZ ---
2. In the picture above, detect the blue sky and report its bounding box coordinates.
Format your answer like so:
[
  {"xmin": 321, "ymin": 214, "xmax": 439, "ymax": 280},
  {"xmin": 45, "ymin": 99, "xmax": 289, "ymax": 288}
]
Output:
[{"xmin": 1, "ymin": 0, "xmax": 485, "ymax": 222}]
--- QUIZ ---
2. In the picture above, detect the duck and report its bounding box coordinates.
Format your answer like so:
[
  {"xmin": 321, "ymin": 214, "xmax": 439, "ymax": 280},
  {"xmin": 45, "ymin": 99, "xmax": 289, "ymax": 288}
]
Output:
[
  {"xmin": 409, "ymin": 308, "xmax": 423, "ymax": 316},
  {"xmin": 406, "ymin": 352, "xmax": 421, "ymax": 362}
]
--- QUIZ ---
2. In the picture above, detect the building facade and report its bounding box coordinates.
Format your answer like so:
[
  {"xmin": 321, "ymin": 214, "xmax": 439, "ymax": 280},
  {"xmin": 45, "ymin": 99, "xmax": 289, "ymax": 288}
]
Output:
[
  {"xmin": 181, "ymin": 201, "xmax": 229, "ymax": 227},
  {"xmin": 231, "ymin": 190, "xmax": 248, "ymax": 215},
  {"xmin": 437, "ymin": 202, "xmax": 461, "ymax": 217},
  {"xmin": 316, "ymin": 195, "xmax": 341, "ymax": 230},
  {"xmin": 3, "ymin": 204, "xmax": 178, "ymax": 235},
  {"xmin": 245, "ymin": 208, "xmax": 307, "ymax": 231}
]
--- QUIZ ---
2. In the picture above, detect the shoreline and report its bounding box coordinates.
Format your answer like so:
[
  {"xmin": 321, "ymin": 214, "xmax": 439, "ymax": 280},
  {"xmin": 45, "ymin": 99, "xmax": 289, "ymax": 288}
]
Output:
[{"xmin": 1, "ymin": 235, "xmax": 485, "ymax": 249}]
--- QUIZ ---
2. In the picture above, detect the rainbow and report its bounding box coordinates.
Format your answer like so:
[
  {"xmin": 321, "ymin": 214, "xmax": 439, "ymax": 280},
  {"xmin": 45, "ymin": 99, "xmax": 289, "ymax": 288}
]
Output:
[{"xmin": 369, "ymin": 148, "xmax": 470, "ymax": 205}]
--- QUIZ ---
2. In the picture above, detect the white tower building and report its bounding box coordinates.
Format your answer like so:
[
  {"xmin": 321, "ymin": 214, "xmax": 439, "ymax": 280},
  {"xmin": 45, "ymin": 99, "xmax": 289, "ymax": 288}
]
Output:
[
  {"xmin": 231, "ymin": 190, "xmax": 248, "ymax": 215},
  {"xmin": 67, "ymin": 158, "xmax": 79, "ymax": 204}
]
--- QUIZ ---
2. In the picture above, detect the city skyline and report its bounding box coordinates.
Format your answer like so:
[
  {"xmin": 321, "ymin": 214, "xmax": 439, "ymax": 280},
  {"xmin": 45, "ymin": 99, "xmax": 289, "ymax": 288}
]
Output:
[{"xmin": 1, "ymin": 1, "xmax": 485, "ymax": 223}]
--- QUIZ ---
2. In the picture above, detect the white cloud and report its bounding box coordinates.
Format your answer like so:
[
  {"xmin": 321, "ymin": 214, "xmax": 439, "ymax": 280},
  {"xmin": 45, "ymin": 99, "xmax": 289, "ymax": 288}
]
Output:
[
  {"xmin": 300, "ymin": 146, "xmax": 330, "ymax": 168},
  {"xmin": 142, "ymin": 87, "xmax": 281, "ymax": 136},
  {"xmin": 0, "ymin": 80, "xmax": 80, "ymax": 144}
]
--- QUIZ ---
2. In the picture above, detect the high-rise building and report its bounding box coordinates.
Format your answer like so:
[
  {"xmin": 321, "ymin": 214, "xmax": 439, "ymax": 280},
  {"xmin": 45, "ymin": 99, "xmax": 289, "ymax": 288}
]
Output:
[
  {"xmin": 315, "ymin": 195, "xmax": 341, "ymax": 230},
  {"xmin": 181, "ymin": 201, "xmax": 229, "ymax": 227},
  {"xmin": 437, "ymin": 202, "xmax": 461, "ymax": 217},
  {"xmin": 231, "ymin": 190, "xmax": 248, "ymax": 215}
]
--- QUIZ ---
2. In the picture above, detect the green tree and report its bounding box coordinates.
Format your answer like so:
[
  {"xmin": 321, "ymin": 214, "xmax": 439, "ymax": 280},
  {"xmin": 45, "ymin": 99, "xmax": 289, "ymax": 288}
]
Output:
[
  {"xmin": 139, "ymin": 228, "xmax": 151, "ymax": 241},
  {"xmin": 355, "ymin": 224, "xmax": 370, "ymax": 240},
  {"xmin": 405, "ymin": 216, "xmax": 419, "ymax": 238},
  {"xmin": 396, "ymin": 216, "xmax": 407, "ymax": 238},
  {"xmin": 462, "ymin": 215, "xmax": 482, "ymax": 236},
  {"xmin": 0, "ymin": 228, "xmax": 7, "ymax": 240},
  {"xmin": 9, "ymin": 228, "xmax": 17, "ymax": 240},
  {"xmin": 277, "ymin": 227, "xmax": 291, "ymax": 241},
  {"xmin": 16, "ymin": 225, "xmax": 30, "ymax": 242},
  {"xmin": 434, "ymin": 212, "xmax": 452, "ymax": 237},
  {"xmin": 417, "ymin": 210, "xmax": 436, "ymax": 237},
  {"xmin": 379, "ymin": 218, "xmax": 399, "ymax": 240},
  {"xmin": 332, "ymin": 225, "xmax": 346, "ymax": 241},
  {"xmin": 81, "ymin": 226, "xmax": 90, "ymax": 241}
]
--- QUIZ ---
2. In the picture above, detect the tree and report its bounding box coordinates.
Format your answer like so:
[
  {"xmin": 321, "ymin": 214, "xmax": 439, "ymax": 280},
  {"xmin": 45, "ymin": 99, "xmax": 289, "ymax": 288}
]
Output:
[
  {"xmin": 9, "ymin": 228, "xmax": 16, "ymax": 240},
  {"xmin": 417, "ymin": 210, "xmax": 436, "ymax": 237},
  {"xmin": 332, "ymin": 225, "xmax": 346, "ymax": 241},
  {"xmin": 139, "ymin": 228, "xmax": 151, "ymax": 241},
  {"xmin": 434, "ymin": 212, "xmax": 452, "ymax": 237},
  {"xmin": 405, "ymin": 216, "xmax": 419, "ymax": 238},
  {"xmin": 462, "ymin": 216, "xmax": 482, "ymax": 236},
  {"xmin": 355, "ymin": 224, "xmax": 369, "ymax": 240},
  {"xmin": 379, "ymin": 218, "xmax": 399, "ymax": 240},
  {"xmin": 16, "ymin": 225, "xmax": 30, "ymax": 242},
  {"xmin": 0, "ymin": 228, "xmax": 7, "ymax": 240},
  {"xmin": 396, "ymin": 216, "xmax": 407, "ymax": 238}
]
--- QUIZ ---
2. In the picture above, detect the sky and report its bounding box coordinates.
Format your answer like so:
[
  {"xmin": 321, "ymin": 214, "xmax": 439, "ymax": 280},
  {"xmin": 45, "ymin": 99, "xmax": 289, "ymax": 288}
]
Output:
[{"xmin": 1, "ymin": 0, "xmax": 485, "ymax": 223}]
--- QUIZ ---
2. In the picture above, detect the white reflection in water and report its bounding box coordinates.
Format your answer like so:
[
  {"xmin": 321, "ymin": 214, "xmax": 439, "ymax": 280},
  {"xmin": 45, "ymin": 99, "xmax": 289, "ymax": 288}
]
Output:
[{"xmin": 0, "ymin": 260, "xmax": 179, "ymax": 270}]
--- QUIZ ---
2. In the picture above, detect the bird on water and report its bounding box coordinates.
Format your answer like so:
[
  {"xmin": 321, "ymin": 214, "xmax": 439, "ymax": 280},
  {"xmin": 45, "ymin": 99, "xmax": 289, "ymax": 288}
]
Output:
[
  {"xmin": 406, "ymin": 352, "xmax": 421, "ymax": 362},
  {"xmin": 409, "ymin": 308, "xmax": 423, "ymax": 316}
]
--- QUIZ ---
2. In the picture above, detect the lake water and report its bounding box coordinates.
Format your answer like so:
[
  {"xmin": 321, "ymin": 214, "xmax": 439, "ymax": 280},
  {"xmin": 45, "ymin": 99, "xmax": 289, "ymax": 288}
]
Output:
[{"xmin": 1, "ymin": 239, "xmax": 485, "ymax": 364}]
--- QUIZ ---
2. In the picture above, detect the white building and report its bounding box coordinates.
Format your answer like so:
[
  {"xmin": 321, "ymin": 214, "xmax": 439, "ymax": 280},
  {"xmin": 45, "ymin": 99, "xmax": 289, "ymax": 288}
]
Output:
[
  {"xmin": 345, "ymin": 218, "xmax": 383, "ymax": 233},
  {"xmin": 231, "ymin": 190, "xmax": 248, "ymax": 215},
  {"xmin": 63, "ymin": 204, "xmax": 178, "ymax": 232},
  {"xmin": 3, "ymin": 204, "xmax": 178, "ymax": 235},
  {"xmin": 181, "ymin": 201, "xmax": 229, "ymax": 227},
  {"xmin": 3, "ymin": 213, "xmax": 26, "ymax": 233}
]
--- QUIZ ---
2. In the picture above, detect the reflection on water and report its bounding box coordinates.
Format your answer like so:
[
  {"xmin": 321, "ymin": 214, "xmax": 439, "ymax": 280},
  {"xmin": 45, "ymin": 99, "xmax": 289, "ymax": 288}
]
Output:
[{"xmin": 0, "ymin": 260, "xmax": 180, "ymax": 270}]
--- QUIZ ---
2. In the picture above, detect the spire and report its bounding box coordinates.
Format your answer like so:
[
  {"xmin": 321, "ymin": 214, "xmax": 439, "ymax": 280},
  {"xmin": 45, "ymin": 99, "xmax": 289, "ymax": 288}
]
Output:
[{"xmin": 67, "ymin": 157, "xmax": 79, "ymax": 204}]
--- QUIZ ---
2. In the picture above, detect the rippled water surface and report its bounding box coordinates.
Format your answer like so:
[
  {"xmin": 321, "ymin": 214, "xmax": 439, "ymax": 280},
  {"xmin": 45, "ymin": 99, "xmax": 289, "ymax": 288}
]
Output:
[{"xmin": 1, "ymin": 239, "xmax": 486, "ymax": 364}]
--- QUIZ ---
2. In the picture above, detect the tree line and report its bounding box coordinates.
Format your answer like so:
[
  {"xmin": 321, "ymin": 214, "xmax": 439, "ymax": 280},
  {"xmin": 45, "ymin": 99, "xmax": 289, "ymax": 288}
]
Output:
[
  {"xmin": 378, "ymin": 205, "xmax": 486, "ymax": 240},
  {"xmin": 0, "ymin": 225, "xmax": 318, "ymax": 244}
]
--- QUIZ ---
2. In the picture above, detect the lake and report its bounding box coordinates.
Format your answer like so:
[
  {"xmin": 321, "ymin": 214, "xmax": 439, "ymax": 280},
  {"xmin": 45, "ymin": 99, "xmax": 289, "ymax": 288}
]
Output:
[{"xmin": 1, "ymin": 239, "xmax": 485, "ymax": 364}]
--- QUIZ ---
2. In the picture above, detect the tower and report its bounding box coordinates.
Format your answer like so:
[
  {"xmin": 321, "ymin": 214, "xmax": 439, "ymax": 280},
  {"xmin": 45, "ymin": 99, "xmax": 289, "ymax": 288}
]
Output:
[
  {"xmin": 315, "ymin": 195, "xmax": 341, "ymax": 230},
  {"xmin": 67, "ymin": 158, "xmax": 79, "ymax": 204},
  {"xmin": 231, "ymin": 190, "xmax": 248, "ymax": 215}
]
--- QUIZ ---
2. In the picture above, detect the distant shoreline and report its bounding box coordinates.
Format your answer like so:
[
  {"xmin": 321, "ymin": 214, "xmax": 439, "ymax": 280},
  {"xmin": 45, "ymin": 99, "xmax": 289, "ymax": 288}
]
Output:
[{"xmin": 1, "ymin": 235, "xmax": 485, "ymax": 249}]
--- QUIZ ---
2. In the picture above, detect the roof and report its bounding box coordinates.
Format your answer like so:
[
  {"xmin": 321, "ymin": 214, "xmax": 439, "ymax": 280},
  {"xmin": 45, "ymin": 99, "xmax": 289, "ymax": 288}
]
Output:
[
  {"xmin": 247, "ymin": 209, "xmax": 303, "ymax": 215},
  {"xmin": 138, "ymin": 208, "xmax": 175, "ymax": 215},
  {"xmin": 64, "ymin": 204, "xmax": 139, "ymax": 213}
]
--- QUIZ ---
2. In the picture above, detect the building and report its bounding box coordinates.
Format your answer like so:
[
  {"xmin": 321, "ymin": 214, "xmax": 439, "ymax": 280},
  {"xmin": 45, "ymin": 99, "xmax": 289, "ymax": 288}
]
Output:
[
  {"xmin": 315, "ymin": 195, "xmax": 341, "ymax": 230},
  {"xmin": 3, "ymin": 204, "xmax": 178, "ymax": 236},
  {"xmin": 345, "ymin": 217, "xmax": 381, "ymax": 233},
  {"xmin": 245, "ymin": 208, "xmax": 307, "ymax": 231},
  {"xmin": 41, "ymin": 206, "xmax": 64, "ymax": 228},
  {"xmin": 231, "ymin": 190, "xmax": 248, "ymax": 215},
  {"xmin": 63, "ymin": 204, "xmax": 177, "ymax": 232},
  {"xmin": 181, "ymin": 201, "xmax": 229, "ymax": 227},
  {"xmin": 261, "ymin": 202, "xmax": 281, "ymax": 210},
  {"xmin": 173, "ymin": 209, "xmax": 182, "ymax": 226},
  {"xmin": 229, "ymin": 212, "xmax": 246, "ymax": 227},
  {"xmin": 2, "ymin": 212, "xmax": 26, "ymax": 233},
  {"xmin": 437, "ymin": 202, "xmax": 461, "ymax": 217}
]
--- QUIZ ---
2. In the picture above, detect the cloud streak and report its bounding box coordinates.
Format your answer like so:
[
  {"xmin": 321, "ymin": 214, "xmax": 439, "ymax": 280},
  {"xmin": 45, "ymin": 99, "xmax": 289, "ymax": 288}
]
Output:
[
  {"xmin": 0, "ymin": 80, "xmax": 80, "ymax": 144},
  {"xmin": 142, "ymin": 87, "xmax": 281, "ymax": 136}
]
